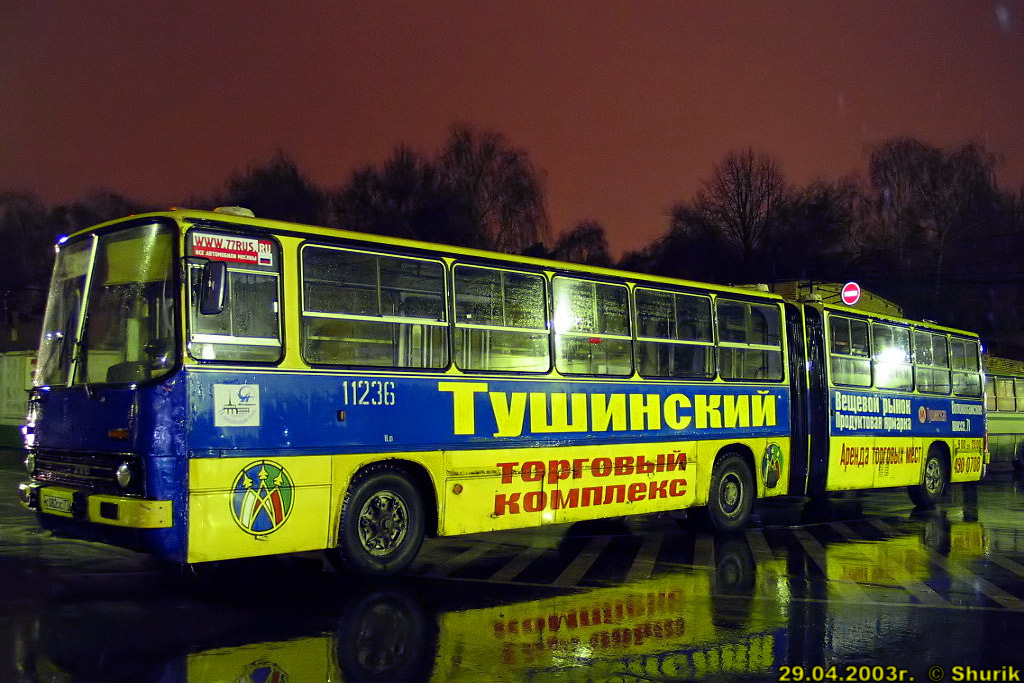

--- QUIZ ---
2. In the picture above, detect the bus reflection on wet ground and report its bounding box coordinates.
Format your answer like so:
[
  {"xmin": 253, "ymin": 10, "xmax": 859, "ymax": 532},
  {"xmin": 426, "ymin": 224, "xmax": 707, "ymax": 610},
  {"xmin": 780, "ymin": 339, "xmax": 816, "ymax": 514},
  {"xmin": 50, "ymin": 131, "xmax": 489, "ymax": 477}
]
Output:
[{"xmin": 5, "ymin": 459, "xmax": 1024, "ymax": 682}]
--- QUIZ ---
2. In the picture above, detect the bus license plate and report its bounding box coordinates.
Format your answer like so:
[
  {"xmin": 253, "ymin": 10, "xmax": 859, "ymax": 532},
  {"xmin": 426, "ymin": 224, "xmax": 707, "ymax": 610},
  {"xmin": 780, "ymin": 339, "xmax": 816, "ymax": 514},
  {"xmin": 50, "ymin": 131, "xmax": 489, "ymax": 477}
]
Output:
[{"xmin": 41, "ymin": 489, "xmax": 75, "ymax": 517}]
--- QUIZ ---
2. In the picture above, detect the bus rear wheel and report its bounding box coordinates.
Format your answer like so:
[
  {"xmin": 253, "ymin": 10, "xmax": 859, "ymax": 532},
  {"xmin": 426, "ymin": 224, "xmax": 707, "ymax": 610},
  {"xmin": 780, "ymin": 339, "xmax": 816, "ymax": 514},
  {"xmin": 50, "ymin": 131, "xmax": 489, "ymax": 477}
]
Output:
[
  {"xmin": 908, "ymin": 449, "xmax": 948, "ymax": 509},
  {"xmin": 707, "ymin": 453, "xmax": 755, "ymax": 532},
  {"xmin": 328, "ymin": 465, "xmax": 425, "ymax": 577}
]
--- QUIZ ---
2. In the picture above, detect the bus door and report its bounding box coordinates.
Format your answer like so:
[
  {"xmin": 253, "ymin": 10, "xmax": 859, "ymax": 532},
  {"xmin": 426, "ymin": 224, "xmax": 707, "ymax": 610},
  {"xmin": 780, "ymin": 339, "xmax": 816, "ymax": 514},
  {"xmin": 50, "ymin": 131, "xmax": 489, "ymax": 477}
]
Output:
[
  {"xmin": 802, "ymin": 306, "xmax": 829, "ymax": 496},
  {"xmin": 787, "ymin": 304, "xmax": 829, "ymax": 496},
  {"xmin": 785, "ymin": 303, "xmax": 810, "ymax": 496}
]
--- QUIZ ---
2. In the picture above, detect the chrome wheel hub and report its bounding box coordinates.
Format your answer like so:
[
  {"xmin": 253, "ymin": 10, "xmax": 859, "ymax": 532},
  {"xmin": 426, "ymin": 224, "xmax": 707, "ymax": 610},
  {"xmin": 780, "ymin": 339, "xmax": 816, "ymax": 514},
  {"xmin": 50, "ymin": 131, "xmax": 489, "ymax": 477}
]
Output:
[
  {"xmin": 924, "ymin": 459, "xmax": 942, "ymax": 493},
  {"xmin": 721, "ymin": 475, "xmax": 741, "ymax": 513},
  {"xmin": 358, "ymin": 491, "xmax": 409, "ymax": 557}
]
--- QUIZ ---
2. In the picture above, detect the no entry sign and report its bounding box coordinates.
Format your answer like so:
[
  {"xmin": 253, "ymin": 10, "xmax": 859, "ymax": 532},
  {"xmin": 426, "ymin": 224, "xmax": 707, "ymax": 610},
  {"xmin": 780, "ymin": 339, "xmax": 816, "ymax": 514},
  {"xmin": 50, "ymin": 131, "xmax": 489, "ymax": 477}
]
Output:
[{"xmin": 841, "ymin": 281, "xmax": 861, "ymax": 306}]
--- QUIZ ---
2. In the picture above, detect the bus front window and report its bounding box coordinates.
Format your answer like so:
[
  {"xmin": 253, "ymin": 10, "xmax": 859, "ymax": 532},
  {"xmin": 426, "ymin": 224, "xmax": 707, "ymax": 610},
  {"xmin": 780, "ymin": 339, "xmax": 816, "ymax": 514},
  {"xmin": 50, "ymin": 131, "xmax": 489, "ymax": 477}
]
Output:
[
  {"xmin": 36, "ymin": 238, "xmax": 92, "ymax": 387},
  {"xmin": 79, "ymin": 224, "xmax": 177, "ymax": 384},
  {"xmin": 36, "ymin": 223, "xmax": 178, "ymax": 387}
]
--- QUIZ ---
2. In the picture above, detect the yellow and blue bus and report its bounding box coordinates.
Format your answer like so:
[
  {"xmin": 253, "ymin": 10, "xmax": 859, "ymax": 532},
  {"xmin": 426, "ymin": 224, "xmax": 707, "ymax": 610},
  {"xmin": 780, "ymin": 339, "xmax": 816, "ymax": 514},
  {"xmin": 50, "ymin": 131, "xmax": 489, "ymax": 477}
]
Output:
[{"xmin": 17, "ymin": 209, "xmax": 987, "ymax": 575}]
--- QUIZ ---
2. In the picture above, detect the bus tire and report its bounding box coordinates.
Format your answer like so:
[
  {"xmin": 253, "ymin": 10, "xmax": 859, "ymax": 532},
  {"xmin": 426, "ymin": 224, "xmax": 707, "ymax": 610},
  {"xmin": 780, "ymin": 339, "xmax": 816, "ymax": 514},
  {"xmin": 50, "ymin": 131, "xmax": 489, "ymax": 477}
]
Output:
[
  {"xmin": 328, "ymin": 465, "xmax": 425, "ymax": 577},
  {"xmin": 707, "ymin": 453, "xmax": 755, "ymax": 532},
  {"xmin": 908, "ymin": 449, "xmax": 948, "ymax": 509}
]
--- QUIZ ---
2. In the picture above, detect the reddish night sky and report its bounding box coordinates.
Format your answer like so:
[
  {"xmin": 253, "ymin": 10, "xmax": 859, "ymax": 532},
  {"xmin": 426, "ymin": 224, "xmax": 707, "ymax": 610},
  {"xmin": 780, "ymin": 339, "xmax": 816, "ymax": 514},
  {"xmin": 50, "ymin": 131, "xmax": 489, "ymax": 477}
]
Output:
[{"xmin": 2, "ymin": 2, "xmax": 1022, "ymax": 255}]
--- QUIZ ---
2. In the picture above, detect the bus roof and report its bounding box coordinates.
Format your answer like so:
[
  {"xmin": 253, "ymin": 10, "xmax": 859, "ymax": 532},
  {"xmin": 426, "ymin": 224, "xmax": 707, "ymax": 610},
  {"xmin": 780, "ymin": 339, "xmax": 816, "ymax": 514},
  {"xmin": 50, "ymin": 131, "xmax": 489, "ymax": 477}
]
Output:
[
  {"xmin": 72, "ymin": 208, "xmax": 789, "ymax": 302},
  {"xmin": 72, "ymin": 209, "xmax": 980, "ymax": 339},
  {"xmin": 813, "ymin": 301, "xmax": 980, "ymax": 338}
]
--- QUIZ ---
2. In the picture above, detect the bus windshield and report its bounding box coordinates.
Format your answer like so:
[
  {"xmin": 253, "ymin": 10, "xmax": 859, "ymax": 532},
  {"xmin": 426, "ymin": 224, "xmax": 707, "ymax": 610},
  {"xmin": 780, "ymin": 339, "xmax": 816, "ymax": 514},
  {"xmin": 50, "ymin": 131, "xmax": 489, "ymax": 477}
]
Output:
[{"xmin": 35, "ymin": 222, "xmax": 177, "ymax": 387}]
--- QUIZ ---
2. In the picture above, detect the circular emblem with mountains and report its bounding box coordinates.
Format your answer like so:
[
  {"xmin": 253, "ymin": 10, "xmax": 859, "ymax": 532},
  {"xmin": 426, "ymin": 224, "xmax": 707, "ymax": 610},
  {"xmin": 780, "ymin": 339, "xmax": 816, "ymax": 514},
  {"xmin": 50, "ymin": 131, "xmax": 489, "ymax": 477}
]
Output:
[
  {"xmin": 761, "ymin": 442, "xmax": 783, "ymax": 489},
  {"xmin": 231, "ymin": 460, "xmax": 295, "ymax": 535}
]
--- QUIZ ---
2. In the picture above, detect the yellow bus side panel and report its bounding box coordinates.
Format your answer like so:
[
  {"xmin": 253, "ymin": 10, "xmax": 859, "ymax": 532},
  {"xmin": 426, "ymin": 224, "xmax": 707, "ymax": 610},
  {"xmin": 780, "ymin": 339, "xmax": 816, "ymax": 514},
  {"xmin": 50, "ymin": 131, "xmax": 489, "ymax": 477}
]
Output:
[
  {"xmin": 826, "ymin": 436, "xmax": 985, "ymax": 491},
  {"xmin": 826, "ymin": 436, "xmax": 924, "ymax": 490},
  {"xmin": 186, "ymin": 436, "xmax": 797, "ymax": 558},
  {"xmin": 439, "ymin": 438, "xmax": 791, "ymax": 536},
  {"xmin": 950, "ymin": 438, "xmax": 985, "ymax": 483},
  {"xmin": 826, "ymin": 436, "xmax": 876, "ymax": 490},
  {"xmin": 187, "ymin": 456, "xmax": 333, "ymax": 563}
]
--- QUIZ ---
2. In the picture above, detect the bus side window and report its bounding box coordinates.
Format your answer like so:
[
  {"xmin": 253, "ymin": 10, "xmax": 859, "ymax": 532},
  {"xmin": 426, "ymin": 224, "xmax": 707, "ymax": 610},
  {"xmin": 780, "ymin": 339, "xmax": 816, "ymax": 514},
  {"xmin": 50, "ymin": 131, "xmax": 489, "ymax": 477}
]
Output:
[
  {"xmin": 828, "ymin": 315, "xmax": 870, "ymax": 387},
  {"xmin": 300, "ymin": 246, "xmax": 448, "ymax": 369},
  {"xmin": 716, "ymin": 299, "xmax": 783, "ymax": 381},
  {"xmin": 453, "ymin": 265, "xmax": 549, "ymax": 372},
  {"xmin": 951, "ymin": 337, "xmax": 982, "ymax": 397},
  {"xmin": 872, "ymin": 323, "xmax": 912, "ymax": 391},
  {"xmin": 913, "ymin": 330, "xmax": 950, "ymax": 394},
  {"xmin": 552, "ymin": 277, "xmax": 632, "ymax": 376},
  {"xmin": 635, "ymin": 288, "xmax": 714, "ymax": 379},
  {"xmin": 994, "ymin": 376, "xmax": 1016, "ymax": 411},
  {"xmin": 188, "ymin": 266, "xmax": 282, "ymax": 362}
]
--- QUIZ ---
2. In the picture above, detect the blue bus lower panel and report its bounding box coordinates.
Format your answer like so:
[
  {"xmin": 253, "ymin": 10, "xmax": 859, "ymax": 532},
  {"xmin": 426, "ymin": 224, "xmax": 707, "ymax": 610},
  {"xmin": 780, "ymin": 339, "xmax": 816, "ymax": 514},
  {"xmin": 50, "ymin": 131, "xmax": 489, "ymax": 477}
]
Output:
[{"xmin": 185, "ymin": 370, "xmax": 791, "ymax": 454}]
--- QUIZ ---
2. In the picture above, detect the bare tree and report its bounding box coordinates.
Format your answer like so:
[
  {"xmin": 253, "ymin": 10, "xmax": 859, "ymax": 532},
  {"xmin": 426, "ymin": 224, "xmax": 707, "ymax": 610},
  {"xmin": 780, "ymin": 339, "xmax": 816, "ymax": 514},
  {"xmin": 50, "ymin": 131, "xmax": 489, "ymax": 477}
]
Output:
[
  {"xmin": 767, "ymin": 179, "xmax": 859, "ymax": 281},
  {"xmin": 917, "ymin": 142, "xmax": 998, "ymax": 296},
  {"xmin": 861, "ymin": 137, "xmax": 999, "ymax": 306},
  {"xmin": 864, "ymin": 138, "xmax": 937, "ymax": 261},
  {"xmin": 222, "ymin": 151, "xmax": 326, "ymax": 224},
  {"xmin": 550, "ymin": 220, "xmax": 612, "ymax": 266},
  {"xmin": 335, "ymin": 145, "xmax": 434, "ymax": 238},
  {"xmin": 48, "ymin": 190, "xmax": 150, "ymax": 237},
  {"xmin": 696, "ymin": 148, "xmax": 788, "ymax": 271},
  {"xmin": 333, "ymin": 145, "xmax": 480, "ymax": 247},
  {"xmin": 0, "ymin": 192, "xmax": 71, "ymax": 340},
  {"xmin": 624, "ymin": 202, "xmax": 732, "ymax": 282},
  {"xmin": 439, "ymin": 126, "xmax": 550, "ymax": 253}
]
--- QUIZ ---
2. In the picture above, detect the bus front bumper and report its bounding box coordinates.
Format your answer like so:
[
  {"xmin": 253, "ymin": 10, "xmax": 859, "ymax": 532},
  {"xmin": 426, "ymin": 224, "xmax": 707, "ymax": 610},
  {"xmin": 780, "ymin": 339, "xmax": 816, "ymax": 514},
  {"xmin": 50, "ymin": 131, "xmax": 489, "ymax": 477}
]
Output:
[{"xmin": 18, "ymin": 482, "xmax": 173, "ymax": 529}]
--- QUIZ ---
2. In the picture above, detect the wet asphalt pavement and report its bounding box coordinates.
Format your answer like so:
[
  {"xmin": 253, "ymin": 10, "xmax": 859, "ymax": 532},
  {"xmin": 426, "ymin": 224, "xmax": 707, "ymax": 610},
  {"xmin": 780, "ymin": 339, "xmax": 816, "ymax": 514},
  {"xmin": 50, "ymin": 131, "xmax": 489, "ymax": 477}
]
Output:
[{"xmin": 4, "ymin": 449, "xmax": 1024, "ymax": 682}]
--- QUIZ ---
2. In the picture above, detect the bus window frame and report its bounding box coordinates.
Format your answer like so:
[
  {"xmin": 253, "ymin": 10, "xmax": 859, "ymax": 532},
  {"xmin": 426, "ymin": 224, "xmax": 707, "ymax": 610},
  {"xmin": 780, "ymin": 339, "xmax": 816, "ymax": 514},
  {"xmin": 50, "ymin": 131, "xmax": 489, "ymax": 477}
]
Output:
[
  {"xmin": 992, "ymin": 375, "xmax": 1017, "ymax": 411},
  {"xmin": 298, "ymin": 242, "xmax": 450, "ymax": 371},
  {"xmin": 633, "ymin": 285, "xmax": 715, "ymax": 380},
  {"xmin": 451, "ymin": 261, "xmax": 552, "ymax": 374},
  {"xmin": 38, "ymin": 217, "xmax": 185, "ymax": 389},
  {"xmin": 184, "ymin": 226, "xmax": 285, "ymax": 365},
  {"xmin": 870, "ymin": 320, "xmax": 914, "ymax": 392},
  {"xmin": 949, "ymin": 335, "xmax": 983, "ymax": 398},
  {"xmin": 826, "ymin": 313, "xmax": 872, "ymax": 388},
  {"xmin": 1014, "ymin": 377, "xmax": 1024, "ymax": 412},
  {"xmin": 714, "ymin": 297, "xmax": 785, "ymax": 383},
  {"xmin": 551, "ymin": 274, "xmax": 633, "ymax": 377},
  {"xmin": 912, "ymin": 329, "xmax": 951, "ymax": 395}
]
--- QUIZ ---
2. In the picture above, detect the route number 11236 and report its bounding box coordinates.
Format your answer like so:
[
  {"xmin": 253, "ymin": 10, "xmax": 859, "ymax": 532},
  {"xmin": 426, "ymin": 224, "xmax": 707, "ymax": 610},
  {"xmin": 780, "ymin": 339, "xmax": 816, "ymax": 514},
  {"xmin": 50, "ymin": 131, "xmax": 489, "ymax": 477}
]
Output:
[{"xmin": 341, "ymin": 380, "xmax": 396, "ymax": 406}]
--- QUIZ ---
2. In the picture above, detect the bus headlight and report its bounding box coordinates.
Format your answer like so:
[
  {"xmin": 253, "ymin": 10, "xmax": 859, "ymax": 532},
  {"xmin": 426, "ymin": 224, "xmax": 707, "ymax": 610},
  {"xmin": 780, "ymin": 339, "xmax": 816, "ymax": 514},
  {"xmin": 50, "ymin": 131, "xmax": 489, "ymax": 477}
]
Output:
[
  {"xmin": 116, "ymin": 462, "xmax": 133, "ymax": 489},
  {"xmin": 24, "ymin": 452, "xmax": 36, "ymax": 475}
]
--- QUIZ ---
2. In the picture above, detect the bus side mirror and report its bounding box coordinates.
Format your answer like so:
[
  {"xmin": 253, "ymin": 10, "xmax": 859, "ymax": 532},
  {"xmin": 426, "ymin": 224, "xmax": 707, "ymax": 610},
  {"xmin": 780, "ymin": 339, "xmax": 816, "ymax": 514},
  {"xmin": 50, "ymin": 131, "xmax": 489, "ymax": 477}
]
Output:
[{"xmin": 199, "ymin": 261, "xmax": 228, "ymax": 315}]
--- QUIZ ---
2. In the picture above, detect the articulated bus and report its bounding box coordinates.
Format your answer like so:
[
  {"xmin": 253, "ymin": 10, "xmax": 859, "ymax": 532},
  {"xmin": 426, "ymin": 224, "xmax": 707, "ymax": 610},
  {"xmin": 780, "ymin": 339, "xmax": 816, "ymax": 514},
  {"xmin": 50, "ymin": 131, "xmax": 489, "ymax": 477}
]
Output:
[{"xmin": 17, "ymin": 209, "xmax": 987, "ymax": 575}]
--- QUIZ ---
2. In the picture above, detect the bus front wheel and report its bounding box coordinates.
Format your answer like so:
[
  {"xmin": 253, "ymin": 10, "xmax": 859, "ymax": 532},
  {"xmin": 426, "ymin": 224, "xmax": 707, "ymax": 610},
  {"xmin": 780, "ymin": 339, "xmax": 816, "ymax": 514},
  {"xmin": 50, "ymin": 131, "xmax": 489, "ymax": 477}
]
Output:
[
  {"xmin": 707, "ymin": 453, "xmax": 755, "ymax": 532},
  {"xmin": 328, "ymin": 465, "xmax": 426, "ymax": 577},
  {"xmin": 908, "ymin": 450, "xmax": 948, "ymax": 509}
]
